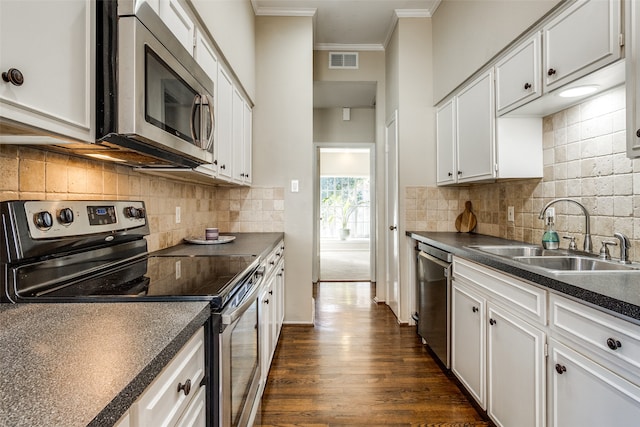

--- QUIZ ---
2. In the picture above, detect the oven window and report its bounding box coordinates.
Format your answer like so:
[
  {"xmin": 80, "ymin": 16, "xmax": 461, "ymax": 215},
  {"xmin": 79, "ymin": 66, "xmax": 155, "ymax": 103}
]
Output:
[
  {"xmin": 230, "ymin": 297, "xmax": 259, "ymax": 425},
  {"xmin": 145, "ymin": 46, "xmax": 198, "ymax": 144}
]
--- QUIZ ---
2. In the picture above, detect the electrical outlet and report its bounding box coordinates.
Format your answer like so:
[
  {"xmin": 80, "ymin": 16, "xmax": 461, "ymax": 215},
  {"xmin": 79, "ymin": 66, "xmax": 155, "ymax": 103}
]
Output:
[
  {"xmin": 508, "ymin": 206, "xmax": 515, "ymax": 222},
  {"xmin": 176, "ymin": 206, "xmax": 181, "ymax": 224}
]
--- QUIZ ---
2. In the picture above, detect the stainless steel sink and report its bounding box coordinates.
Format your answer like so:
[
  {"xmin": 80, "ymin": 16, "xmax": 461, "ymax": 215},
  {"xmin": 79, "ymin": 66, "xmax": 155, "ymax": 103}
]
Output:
[
  {"xmin": 466, "ymin": 244, "xmax": 640, "ymax": 273},
  {"xmin": 467, "ymin": 245, "xmax": 553, "ymax": 257}
]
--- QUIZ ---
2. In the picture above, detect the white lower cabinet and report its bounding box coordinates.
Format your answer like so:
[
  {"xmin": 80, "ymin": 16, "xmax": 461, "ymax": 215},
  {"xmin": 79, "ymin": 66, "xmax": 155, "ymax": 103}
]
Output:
[
  {"xmin": 452, "ymin": 280, "xmax": 486, "ymax": 408},
  {"xmin": 130, "ymin": 327, "xmax": 206, "ymax": 427},
  {"xmin": 452, "ymin": 258, "xmax": 547, "ymax": 427},
  {"xmin": 548, "ymin": 339, "xmax": 640, "ymax": 427},
  {"xmin": 487, "ymin": 303, "xmax": 546, "ymax": 427},
  {"xmin": 548, "ymin": 293, "xmax": 640, "ymax": 426}
]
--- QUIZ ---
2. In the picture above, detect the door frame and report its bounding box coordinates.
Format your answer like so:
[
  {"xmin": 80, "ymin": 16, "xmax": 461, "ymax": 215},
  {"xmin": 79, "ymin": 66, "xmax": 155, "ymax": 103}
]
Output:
[
  {"xmin": 384, "ymin": 110, "xmax": 400, "ymax": 317},
  {"xmin": 312, "ymin": 142, "xmax": 376, "ymax": 283}
]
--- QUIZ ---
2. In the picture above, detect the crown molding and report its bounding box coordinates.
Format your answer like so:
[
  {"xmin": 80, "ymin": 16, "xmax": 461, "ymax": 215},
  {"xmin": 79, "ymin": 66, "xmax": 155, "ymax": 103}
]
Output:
[
  {"xmin": 314, "ymin": 43, "xmax": 384, "ymax": 52},
  {"xmin": 383, "ymin": 6, "xmax": 439, "ymax": 49},
  {"xmin": 252, "ymin": 6, "xmax": 317, "ymax": 17}
]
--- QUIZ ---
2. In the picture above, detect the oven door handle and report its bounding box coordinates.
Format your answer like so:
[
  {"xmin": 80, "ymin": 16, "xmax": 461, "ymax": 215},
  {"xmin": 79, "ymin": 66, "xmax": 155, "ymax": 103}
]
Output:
[{"xmin": 221, "ymin": 269, "xmax": 264, "ymax": 326}]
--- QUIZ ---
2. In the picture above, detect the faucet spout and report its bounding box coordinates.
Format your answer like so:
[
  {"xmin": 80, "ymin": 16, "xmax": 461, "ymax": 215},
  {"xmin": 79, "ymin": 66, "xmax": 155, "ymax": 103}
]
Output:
[{"xmin": 538, "ymin": 198, "xmax": 592, "ymax": 253}]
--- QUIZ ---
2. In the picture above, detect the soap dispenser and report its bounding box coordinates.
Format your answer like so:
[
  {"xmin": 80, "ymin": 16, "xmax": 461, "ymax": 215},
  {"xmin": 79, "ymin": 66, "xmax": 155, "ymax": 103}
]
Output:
[{"xmin": 542, "ymin": 210, "xmax": 560, "ymax": 249}]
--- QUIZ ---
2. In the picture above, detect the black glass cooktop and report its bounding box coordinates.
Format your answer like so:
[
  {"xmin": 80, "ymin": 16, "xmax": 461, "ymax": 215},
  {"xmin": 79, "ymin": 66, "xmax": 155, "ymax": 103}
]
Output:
[{"xmin": 14, "ymin": 255, "xmax": 259, "ymax": 309}]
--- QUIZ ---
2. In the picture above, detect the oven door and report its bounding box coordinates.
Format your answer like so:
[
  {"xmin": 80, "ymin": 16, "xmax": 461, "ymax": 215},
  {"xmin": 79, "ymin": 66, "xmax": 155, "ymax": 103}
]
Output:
[
  {"xmin": 219, "ymin": 277, "xmax": 262, "ymax": 427},
  {"xmin": 115, "ymin": 12, "xmax": 214, "ymax": 164}
]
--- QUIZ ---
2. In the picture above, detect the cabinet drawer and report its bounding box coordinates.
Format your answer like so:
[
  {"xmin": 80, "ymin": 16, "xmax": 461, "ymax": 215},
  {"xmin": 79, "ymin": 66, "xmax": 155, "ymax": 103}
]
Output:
[
  {"xmin": 453, "ymin": 258, "xmax": 546, "ymax": 325},
  {"xmin": 550, "ymin": 294, "xmax": 640, "ymax": 382},
  {"xmin": 133, "ymin": 328, "xmax": 206, "ymax": 427},
  {"xmin": 175, "ymin": 385, "xmax": 207, "ymax": 427}
]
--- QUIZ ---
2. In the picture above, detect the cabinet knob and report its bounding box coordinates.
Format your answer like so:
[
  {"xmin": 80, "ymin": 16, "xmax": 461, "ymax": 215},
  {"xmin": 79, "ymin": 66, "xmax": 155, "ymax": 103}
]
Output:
[
  {"xmin": 636, "ymin": 129, "xmax": 640, "ymax": 138},
  {"xmin": 264, "ymin": 299, "xmax": 270, "ymax": 304},
  {"xmin": 606, "ymin": 338, "xmax": 622, "ymax": 351},
  {"xmin": 448, "ymin": 172, "xmax": 453, "ymax": 177},
  {"xmin": 213, "ymin": 159, "xmax": 218, "ymax": 165},
  {"xmin": 555, "ymin": 364, "xmax": 567, "ymax": 375},
  {"xmin": 389, "ymin": 225, "xmax": 397, "ymax": 231},
  {"xmin": 547, "ymin": 68, "xmax": 557, "ymax": 76},
  {"xmin": 524, "ymin": 82, "xmax": 532, "ymax": 90},
  {"xmin": 489, "ymin": 318, "xmax": 497, "ymax": 326},
  {"xmin": 2, "ymin": 68, "xmax": 24, "ymax": 86},
  {"xmin": 177, "ymin": 379, "xmax": 192, "ymax": 396},
  {"xmin": 221, "ymin": 164, "xmax": 226, "ymax": 170},
  {"xmin": 472, "ymin": 306, "xmax": 478, "ymax": 313},
  {"xmin": 457, "ymin": 171, "xmax": 462, "ymax": 176}
]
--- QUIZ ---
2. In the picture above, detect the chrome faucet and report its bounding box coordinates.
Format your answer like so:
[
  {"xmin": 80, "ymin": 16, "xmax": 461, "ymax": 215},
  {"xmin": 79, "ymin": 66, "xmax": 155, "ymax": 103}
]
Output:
[
  {"xmin": 538, "ymin": 198, "xmax": 592, "ymax": 253},
  {"xmin": 614, "ymin": 232, "xmax": 631, "ymax": 264}
]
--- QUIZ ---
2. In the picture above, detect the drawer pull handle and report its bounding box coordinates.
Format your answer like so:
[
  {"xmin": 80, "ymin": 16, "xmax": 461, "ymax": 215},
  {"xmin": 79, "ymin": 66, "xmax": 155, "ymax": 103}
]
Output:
[
  {"xmin": 606, "ymin": 338, "xmax": 622, "ymax": 351},
  {"xmin": 177, "ymin": 379, "xmax": 192, "ymax": 396},
  {"xmin": 489, "ymin": 318, "xmax": 497, "ymax": 326},
  {"xmin": 555, "ymin": 364, "xmax": 567, "ymax": 374},
  {"xmin": 472, "ymin": 306, "xmax": 478, "ymax": 313}
]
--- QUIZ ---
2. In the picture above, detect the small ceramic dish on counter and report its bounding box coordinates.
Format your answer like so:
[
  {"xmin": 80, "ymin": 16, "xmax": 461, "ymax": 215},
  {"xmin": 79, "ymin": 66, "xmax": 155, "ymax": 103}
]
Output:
[{"xmin": 183, "ymin": 235, "xmax": 236, "ymax": 245}]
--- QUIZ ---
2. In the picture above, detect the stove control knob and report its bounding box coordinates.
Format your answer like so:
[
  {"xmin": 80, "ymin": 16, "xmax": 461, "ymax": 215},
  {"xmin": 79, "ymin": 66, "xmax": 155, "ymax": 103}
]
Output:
[
  {"xmin": 34, "ymin": 211, "xmax": 54, "ymax": 230},
  {"xmin": 58, "ymin": 208, "xmax": 74, "ymax": 225},
  {"xmin": 124, "ymin": 206, "xmax": 146, "ymax": 219}
]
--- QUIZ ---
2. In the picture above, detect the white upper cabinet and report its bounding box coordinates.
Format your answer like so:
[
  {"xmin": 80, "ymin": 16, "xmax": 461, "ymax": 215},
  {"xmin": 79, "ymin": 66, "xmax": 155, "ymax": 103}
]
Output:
[
  {"xmin": 436, "ymin": 99, "xmax": 456, "ymax": 185},
  {"xmin": 194, "ymin": 29, "xmax": 218, "ymax": 82},
  {"xmin": 627, "ymin": 0, "xmax": 640, "ymax": 158},
  {"xmin": 543, "ymin": 0, "xmax": 622, "ymax": 92},
  {"xmin": 0, "ymin": 0, "xmax": 94, "ymax": 142},
  {"xmin": 232, "ymin": 88, "xmax": 244, "ymax": 183},
  {"xmin": 455, "ymin": 70, "xmax": 495, "ymax": 183},
  {"xmin": 495, "ymin": 32, "xmax": 542, "ymax": 116},
  {"xmin": 216, "ymin": 68, "xmax": 233, "ymax": 180},
  {"xmin": 158, "ymin": 0, "xmax": 195, "ymax": 54},
  {"xmin": 242, "ymin": 102, "xmax": 252, "ymax": 185}
]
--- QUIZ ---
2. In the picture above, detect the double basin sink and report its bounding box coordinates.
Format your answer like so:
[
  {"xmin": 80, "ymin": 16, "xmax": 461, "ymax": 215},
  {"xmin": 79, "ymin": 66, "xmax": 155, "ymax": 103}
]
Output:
[{"xmin": 467, "ymin": 244, "xmax": 640, "ymax": 274}]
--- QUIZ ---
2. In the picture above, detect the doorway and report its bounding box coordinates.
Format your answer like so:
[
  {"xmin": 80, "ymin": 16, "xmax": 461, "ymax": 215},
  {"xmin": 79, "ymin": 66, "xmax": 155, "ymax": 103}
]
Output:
[{"xmin": 314, "ymin": 145, "xmax": 375, "ymax": 282}]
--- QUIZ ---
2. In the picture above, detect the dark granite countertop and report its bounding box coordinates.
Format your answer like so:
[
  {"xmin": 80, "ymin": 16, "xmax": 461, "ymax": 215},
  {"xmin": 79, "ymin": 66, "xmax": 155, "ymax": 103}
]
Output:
[
  {"xmin": 0, "ymin": 232, "xmax": 284, "ymax": 426},
  {"xmin": 0, "ymin": 301, "xmax": 210, "ymax": 427},
  {"xmin": 154, "ymin": 232, "xmax": 283, "ymax": 258},
  {"xmin": 407, "ymin": 231, "xmax": 640, "ymax": 325}
]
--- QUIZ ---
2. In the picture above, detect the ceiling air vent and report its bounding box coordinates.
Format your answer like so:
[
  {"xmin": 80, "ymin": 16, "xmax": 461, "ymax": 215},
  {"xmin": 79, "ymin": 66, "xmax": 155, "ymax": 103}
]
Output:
[{"xmin": 329, "ymin": 52, "xmax": 359, "ymax": 69}]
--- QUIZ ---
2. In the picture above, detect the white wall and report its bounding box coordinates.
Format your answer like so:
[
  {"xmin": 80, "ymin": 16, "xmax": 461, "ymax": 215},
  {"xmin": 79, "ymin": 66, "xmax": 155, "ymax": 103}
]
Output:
[
  {"xmin": 190, "ymin": 0, "xmax": 256, "ymax": 100},
  {"xmin": 385, "ymin": 17, "xmax": 434, "ymax": 323},
  {"xmin": 313, "ymin": 108, "xmax": 375, "ymax": 142},
  {"xmin": 254, "ymin": 15, "xmax": 314, "ymax": 324},
  {"xmin": 432, "ymin": 0, "xmax": 561, "ymax": 103},
  {"xmin": 320, "ymin": 151, "xmax": 370, "ymax": 177}
]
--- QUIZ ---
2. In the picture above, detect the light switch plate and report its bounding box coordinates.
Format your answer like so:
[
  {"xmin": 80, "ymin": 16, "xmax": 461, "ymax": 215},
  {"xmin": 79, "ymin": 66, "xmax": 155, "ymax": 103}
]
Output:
[
  {"xmin": 508, "ymin": 206, "xmax": 515, "ymax": 222},
  {"xmin": 291, "ymin": 180, "xmax": 299, "ymax": 193},
  {"xmin": 176, "ymin": 206, "xmax": 181, "ymax": 224}
]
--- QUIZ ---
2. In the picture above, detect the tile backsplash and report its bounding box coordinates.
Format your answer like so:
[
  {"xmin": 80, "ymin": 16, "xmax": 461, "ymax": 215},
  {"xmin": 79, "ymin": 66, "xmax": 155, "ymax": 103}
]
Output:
[
  {"xmin": 406, "ymin": 85, "xmax": 640, "ymax": 262},
  {"xmin": 0, "ymin": 145, "xmax": 284, "ymax": 252}
]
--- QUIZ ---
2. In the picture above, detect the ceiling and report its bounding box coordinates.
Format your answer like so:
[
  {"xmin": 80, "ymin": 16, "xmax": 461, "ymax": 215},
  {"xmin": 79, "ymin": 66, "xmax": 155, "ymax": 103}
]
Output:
[{"xmin": 252, "ymin": 0, "xmax": 441, "ymax": 108}]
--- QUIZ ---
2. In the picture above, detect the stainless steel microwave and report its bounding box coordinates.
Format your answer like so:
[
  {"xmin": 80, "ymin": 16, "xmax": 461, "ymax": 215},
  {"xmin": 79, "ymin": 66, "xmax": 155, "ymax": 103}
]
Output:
[{"xmin": 96, "ymin": 0, "xmax": 214, "ymax": 167}]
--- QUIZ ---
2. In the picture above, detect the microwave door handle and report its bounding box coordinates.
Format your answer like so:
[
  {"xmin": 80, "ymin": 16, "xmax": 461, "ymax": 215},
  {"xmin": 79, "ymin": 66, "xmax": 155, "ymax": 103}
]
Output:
[
  {"xmin": 204, "ymin": 94, "xmax": 215, "ymax": 151},
  {"xmin": 190, "ymin": 93, "xmax": 201, "ymax": 147}
]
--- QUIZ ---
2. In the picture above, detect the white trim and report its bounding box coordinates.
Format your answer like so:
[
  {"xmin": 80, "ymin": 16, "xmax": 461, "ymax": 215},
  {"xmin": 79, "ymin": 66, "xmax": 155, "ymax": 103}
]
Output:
[
  {"xmin": 315, "ymin": 43, "xmax": 384, "ymax": 51},
  {"xmin": 395, "ymin": 8, "xmax": 433, "ymax": 18},
  {"xmin": 252, "ymin": 6, "xmax": 317, "ymax": 17}
]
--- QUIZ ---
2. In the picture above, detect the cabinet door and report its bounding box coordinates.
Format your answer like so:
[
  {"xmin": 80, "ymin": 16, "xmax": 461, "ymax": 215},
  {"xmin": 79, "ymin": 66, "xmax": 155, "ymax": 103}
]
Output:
[
  {"xmin": 243, "ymin": 102, "xmax": 253, "ymax": 184},
  {"xmin": 158, "ymin": 0, "xmax": 195, "ymax": 53},
  {"xmin": 275, "ymin": 258, "xmax": 285, "ymax": 335},
  {"xmin": 487, "ymin": 304, "xmax": 546, "ymax": 427},
  {"xmin": 456, "ymin": 70, "xmax": 495, "ymax": 183},
  {"xmin": 174, "ymin": 386, "xmax": 207, "ymax": 427},
  {"xmin": 627, "ymin": 0, "xmax": 640, "ymax": 157},
  {"xmin": 232, "ymin": 88, "xmax": 244, "ymax": 183},
  {"xmin": 549, "ymin": 339, "xmax": 640, "ymax": 427},
  {"xmin": 495, "ymin": 32, "xmax": 542, "ymax": 115},
  {"xmin": 451, "ymin": 280, "xmax": 486, "ymax": 408},
  {"xmin": 0, "ymin": 0, "xmax": 93, "ymax": 142},
  {"xmin": 259, "ymin": 280, "xmax": 275, "ymax": 382},
  {"xmin": 436, "ymin": 99, "xmax": 457, "ymax": 184},
  {"xmin": 543, "ymin": 0, "xmax": 622, "ymax": 92},
  {"xmin": 216, "ymin": 68, "xmax": 233, "ymax": 179}
]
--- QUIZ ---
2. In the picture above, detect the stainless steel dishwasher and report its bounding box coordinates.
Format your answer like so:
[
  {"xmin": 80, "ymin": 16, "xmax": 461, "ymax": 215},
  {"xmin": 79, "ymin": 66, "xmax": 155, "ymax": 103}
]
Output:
[{"xmin": 414, "ymin": 242, "xmax": 452, "ymax": 368}]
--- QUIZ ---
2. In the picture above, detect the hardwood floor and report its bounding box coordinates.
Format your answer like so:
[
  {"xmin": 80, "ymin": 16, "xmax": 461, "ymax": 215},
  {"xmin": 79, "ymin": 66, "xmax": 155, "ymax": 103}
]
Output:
[{"xmin": 255, "ymin": 282, "xmax": 490, "ymax": 427}]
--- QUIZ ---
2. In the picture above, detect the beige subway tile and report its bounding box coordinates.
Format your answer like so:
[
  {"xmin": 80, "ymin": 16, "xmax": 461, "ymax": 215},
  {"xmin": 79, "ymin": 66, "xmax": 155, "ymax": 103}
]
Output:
[{"xmin": 19, "ymin": 158, "xmax": 46, "ymax": 192}]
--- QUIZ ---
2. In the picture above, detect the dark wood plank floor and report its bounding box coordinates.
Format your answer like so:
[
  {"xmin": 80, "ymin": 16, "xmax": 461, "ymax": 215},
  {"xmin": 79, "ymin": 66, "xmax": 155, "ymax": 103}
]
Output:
[{"xmin": 255, "ymin": 282, "xmax": 490, "ymax": 427}]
